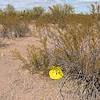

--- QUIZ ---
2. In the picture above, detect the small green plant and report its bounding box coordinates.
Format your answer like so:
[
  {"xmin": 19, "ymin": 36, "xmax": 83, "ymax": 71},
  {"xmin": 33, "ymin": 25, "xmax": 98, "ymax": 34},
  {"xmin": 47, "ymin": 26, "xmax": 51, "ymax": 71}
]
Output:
[{"xmin": 12, "ymin": 36, "xmax": 51, "ymax": 75}]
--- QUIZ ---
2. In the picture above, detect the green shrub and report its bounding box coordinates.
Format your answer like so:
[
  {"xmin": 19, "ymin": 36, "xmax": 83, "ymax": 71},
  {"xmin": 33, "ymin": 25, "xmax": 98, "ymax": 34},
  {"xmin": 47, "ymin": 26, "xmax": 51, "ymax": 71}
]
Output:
[{"xmin": 12, "ymin": 36, "xmax": 51, "ymax": 75}]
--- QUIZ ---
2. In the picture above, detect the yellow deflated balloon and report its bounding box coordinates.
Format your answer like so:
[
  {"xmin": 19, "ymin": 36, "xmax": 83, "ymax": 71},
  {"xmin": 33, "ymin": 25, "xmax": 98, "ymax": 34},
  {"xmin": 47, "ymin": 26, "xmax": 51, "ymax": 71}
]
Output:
[{"xmin": 49, "ymin": 66, "xmax": 64, "ymax": 80}]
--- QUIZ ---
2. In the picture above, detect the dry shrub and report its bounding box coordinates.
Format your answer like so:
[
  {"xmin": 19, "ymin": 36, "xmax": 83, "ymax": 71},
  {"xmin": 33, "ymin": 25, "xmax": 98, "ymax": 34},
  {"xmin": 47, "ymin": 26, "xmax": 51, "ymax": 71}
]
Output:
[
  {"xmin": 0, "ymin": 14, "xmax": 30, "ymax": 38},
  {"xmin": 50, "ymin": 23, "xmax": 100, "ymax": 100},
  {"xmin": 12, "ymin": 35, "xmax": 52, "ymax": 75}
]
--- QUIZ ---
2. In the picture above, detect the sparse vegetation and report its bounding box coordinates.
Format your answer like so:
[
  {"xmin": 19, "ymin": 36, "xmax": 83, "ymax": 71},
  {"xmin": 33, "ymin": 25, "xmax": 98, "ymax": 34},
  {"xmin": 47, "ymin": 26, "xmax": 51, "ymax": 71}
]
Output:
[
  {"xmin": 12, "ymin": 36, "xmax": 51, "ymax": 75},
  {"xmin": 0, "ymin": 3, "xmax": 99, "ymax": 100}
]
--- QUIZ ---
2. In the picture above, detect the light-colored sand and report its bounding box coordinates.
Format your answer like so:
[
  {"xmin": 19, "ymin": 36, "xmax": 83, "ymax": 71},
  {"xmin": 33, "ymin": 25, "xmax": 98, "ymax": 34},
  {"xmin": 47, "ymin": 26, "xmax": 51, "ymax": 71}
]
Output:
[{"xmin": 0, "ymin": 37, "xmax": 80, "ymax": 100}]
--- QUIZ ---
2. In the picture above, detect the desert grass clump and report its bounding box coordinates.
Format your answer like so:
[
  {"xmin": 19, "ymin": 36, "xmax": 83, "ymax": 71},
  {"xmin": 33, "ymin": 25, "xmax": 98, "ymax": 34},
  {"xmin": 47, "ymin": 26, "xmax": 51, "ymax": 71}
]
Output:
[{"xmin": 12, "ymin": 36, "xmax": 52, "ymax": 75}]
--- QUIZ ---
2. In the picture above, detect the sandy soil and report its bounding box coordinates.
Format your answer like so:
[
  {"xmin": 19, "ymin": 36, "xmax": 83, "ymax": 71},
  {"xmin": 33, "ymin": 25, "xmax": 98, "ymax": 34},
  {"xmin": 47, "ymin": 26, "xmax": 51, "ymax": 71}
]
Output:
[{"xmin": 0, "ymin": 37, "xmax": 81, "ymax": 100}]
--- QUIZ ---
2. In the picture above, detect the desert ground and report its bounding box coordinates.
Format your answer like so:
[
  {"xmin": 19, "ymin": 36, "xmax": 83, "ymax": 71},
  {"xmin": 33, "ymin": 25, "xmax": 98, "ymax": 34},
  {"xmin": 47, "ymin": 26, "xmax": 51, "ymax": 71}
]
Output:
[
  {"xmin": 0, "ymin": 37, "xmax": 80, "ymax": 100},
  {"xmin": 0, "ymin": 2, "xmax": 99, "ymax": 100}
]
